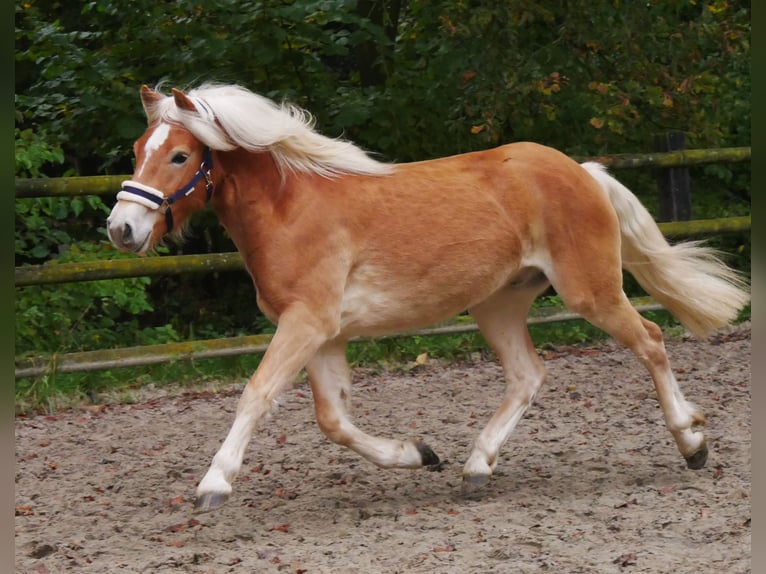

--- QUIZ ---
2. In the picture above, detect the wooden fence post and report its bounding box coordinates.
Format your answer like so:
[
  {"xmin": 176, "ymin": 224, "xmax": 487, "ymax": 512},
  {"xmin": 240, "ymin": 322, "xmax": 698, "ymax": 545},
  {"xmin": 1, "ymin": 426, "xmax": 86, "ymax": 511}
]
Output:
[{"xmin": 655, "ymin": 131, "xmax": 692, "ymax": 221}]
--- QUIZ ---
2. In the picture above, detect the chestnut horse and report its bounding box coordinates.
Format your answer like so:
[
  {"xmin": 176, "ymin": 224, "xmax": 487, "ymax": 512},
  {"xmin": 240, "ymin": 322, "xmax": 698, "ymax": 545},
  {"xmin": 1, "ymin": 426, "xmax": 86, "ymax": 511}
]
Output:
[{"xmin": 107, "ymin": 84, "xmax": 748, "ymax": 512}]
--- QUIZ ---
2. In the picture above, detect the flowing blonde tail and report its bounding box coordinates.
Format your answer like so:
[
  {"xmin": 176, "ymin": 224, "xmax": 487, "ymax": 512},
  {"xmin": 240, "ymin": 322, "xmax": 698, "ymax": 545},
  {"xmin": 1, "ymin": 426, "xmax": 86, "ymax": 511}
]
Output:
[{"xmin": 581, "ymin": 161, "xmax": 750, "ymax": 339}]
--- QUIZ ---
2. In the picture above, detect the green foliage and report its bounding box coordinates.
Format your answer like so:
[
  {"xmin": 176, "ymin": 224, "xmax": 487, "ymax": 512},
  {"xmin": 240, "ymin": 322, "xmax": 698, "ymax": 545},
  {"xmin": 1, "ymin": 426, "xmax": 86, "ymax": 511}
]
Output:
[
  {"xmin": 15, "ymin": 128, "xmax": 65, "ymax": 177},
  {"xmin": 15, "ymin": 193, "xmax": 111, "ymax": 263},
  {"xmin": 15, "ymin": 127, "xmax": 110, "ymax": 264}
]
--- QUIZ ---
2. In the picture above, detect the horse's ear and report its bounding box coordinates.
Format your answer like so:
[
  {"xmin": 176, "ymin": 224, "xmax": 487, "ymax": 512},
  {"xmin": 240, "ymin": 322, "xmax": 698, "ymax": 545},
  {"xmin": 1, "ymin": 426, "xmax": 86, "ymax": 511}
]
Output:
[
  {"xmin": 172, "ymin": 88, "xmax": 198, "ymax": 113},
  {"xmin": 140, "ymin": 85, "xmax": 162, "ymax": 120}
]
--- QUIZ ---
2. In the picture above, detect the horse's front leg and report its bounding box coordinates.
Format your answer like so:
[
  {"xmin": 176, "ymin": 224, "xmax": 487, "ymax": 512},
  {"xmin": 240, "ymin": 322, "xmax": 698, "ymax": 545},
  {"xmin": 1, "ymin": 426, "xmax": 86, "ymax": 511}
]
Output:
[
  {"xmin": 306, "ymin": 341, "xmax": 440, "ymax": 469},
  {"xmin": 195, "ymin": 304, "xmax": 332, "ymax": 511}
]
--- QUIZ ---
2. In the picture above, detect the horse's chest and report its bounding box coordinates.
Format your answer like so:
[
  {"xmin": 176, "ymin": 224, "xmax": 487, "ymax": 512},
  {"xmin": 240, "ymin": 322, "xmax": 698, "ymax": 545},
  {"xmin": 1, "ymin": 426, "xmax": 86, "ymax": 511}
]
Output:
[{"xmin": 254, "ymin": 289, "xmax": 280, "ymax": 324}]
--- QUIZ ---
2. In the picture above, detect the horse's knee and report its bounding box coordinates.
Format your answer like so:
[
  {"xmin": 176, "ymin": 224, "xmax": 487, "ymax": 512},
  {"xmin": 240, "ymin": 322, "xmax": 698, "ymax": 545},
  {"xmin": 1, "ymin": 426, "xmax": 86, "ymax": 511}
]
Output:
[
  {"xmin": 560, "ymin": 292, "xmax": 598, "ymax": 319},
  {"xmin": 641, "ymin": 317, "xmax": 664, "ymax": 344}
]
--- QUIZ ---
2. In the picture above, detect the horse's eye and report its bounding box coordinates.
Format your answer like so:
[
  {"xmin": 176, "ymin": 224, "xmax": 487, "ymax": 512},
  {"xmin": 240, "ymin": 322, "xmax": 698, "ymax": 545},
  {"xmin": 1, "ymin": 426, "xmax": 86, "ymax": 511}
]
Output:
[{"xmin": 171, "ymin": 153, "xmax": 189, "ymax": 165}]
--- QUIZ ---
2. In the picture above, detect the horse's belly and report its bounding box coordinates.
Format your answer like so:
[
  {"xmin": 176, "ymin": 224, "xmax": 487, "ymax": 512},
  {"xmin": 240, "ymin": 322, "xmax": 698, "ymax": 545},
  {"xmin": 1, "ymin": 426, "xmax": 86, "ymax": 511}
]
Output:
[
  {"xmin": 339, "ymin": 284, "xmax": 459, "ymax": 337},
  {"xmin": 338, "ymin": 263, "xmax": 514, "ymax": 338}
]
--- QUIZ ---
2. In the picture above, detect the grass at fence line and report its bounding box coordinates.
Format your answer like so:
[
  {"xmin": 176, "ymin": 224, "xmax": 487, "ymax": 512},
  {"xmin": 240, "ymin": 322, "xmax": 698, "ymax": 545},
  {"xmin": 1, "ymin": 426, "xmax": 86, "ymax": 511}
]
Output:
[
  {"xmin": 14, "ymin": 353, "xmax": 265, "ymax": 415},
  {"xmin": 14, "ymin": 308, "xmax": 704, "ymax": 415}
]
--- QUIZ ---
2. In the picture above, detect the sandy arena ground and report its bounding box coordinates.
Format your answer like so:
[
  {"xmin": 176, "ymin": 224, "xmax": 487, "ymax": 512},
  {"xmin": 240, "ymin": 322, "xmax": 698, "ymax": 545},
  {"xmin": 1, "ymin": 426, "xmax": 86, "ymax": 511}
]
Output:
[{"xmin": 15, "ymin": 323, "xmax": 750, "ymax": 573}]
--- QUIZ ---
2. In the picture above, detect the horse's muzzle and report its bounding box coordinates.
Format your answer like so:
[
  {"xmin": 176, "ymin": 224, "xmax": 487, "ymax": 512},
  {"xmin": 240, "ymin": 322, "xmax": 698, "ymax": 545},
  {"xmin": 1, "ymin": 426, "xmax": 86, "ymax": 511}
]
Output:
[{"xmin": 106, "ymin": 205, "xmax": 154, "ymax": 254}]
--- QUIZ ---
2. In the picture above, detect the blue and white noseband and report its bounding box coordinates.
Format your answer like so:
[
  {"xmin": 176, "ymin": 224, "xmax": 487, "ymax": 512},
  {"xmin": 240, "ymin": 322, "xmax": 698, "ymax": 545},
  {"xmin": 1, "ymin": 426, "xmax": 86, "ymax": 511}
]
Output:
[{"xmin": 117, "ymin": 147, "xmax": 214, "ymax": 233}]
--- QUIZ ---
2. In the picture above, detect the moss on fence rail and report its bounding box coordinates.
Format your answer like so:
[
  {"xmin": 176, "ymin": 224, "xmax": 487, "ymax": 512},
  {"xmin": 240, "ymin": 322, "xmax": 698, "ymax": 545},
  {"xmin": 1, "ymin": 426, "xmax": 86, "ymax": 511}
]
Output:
[
  {"xmin": 656, "ymin": 216, "xmax": 751, "ymax": 237},
  {"xmin": 15, "ymin": 147, "xmax": 751, "ymax": 198},
  {"xmin": 15, "ymin": 175, "xmax": 127, "ymax": 198},
  {"xmin": 576, "ymin": 146, "xmax": 751, "ymax": 170},
  {"xmin": 15, "ymin": 334, "xmax": 274, "ymax": 379},
  {"xmin": 15, "ymin": 252, "xmax": 247, "ymax": 286}
]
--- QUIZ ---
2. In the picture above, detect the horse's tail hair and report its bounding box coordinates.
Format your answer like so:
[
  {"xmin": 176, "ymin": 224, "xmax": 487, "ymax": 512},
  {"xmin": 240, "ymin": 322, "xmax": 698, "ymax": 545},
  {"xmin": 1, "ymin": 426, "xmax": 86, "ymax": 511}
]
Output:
[{"xmin": 580, "ymin": 161, "xmax": 749, "ymax": 339}]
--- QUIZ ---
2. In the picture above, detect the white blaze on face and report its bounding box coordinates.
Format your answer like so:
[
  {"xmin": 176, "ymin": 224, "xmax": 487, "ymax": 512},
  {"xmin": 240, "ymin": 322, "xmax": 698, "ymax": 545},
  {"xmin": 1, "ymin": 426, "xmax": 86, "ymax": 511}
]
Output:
[
  {"xmin": 107, "ymin": 121, "xmax": 173, "ymax": 253},
  {"xmin": 136, "ymin": 122, "xmax": 171, "ymax": 177}
]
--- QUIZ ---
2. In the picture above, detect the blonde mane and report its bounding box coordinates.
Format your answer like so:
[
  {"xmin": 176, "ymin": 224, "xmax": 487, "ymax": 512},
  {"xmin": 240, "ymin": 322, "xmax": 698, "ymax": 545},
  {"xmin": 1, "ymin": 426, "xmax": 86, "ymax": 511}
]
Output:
[{"xmin": 145, "ymin": 83, "xmax": 394, "ymax": 178}]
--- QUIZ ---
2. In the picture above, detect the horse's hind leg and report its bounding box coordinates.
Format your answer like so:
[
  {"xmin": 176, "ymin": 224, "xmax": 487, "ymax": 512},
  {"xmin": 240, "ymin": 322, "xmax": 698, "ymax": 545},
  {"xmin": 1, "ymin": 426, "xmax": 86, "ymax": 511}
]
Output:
[
  {"xmin": 462, "ymin": 282, "xmax": 547, "ymax": 494},
  {"xmin": 305, "ymin": 341, "xmax": 440, "ymax": 470},
  {"xmin": 551, "ymin": 272, "xmax": 708, "ymax": 469}
]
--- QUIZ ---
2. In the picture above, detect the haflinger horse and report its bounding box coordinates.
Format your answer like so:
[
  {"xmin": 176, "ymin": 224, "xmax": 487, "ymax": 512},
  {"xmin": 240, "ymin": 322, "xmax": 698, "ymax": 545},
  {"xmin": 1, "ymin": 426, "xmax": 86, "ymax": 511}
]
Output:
[{"xmin": 107, "ymin": 83, "xmax": 749, "ymax": 512}]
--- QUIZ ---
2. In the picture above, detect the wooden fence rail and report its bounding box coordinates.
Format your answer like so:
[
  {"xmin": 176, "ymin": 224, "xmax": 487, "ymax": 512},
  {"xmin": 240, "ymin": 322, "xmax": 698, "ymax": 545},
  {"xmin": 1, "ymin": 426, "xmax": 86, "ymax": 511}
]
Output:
[
  {"xmin": 15, "ymin": 297, "xmax": 665, "ymax": 379},
  {"xmin": 14, "ymin": 147, "xmax": 751, "ymax": 198},
  {"xmin": 14, "ymin": 147, "xmax": 751, "ymax": 378}
]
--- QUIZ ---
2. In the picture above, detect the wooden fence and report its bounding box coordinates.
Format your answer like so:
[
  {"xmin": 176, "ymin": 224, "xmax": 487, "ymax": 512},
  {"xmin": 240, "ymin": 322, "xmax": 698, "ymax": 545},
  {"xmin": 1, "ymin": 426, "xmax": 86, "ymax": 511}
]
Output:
[{"xmin": 15, "ymin": 147, "xmax": 751, "ymax": 378}]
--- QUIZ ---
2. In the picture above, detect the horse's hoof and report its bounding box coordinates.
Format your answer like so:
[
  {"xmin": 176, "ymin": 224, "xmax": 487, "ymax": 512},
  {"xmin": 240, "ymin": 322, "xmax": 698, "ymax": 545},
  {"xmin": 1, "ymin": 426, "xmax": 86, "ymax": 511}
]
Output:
[
  {"xmin": 194, "ymin": 492, "xmax": 229, "ymax": 512},
  {"xmin": 461, "ymin": 474, "xmax": 490, "ymax": 497},
  {"xmin": 415, "ymin": 442, "xmax": 440, "ymax": 467},
  {"xmin": 684, "ymin": 443, "xmax": 708, "ymax": 470}
]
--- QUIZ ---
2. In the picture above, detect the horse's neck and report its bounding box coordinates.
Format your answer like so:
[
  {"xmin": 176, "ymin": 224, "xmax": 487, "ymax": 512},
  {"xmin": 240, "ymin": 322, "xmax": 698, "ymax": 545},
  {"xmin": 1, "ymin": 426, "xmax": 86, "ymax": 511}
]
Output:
[
  {"xmin": 211, "ymin": 148, "xmax": 293, "ymax": 251},
  {"xmin": 214, "ymin": 149, "xmax": 276, "ymax": 208}
]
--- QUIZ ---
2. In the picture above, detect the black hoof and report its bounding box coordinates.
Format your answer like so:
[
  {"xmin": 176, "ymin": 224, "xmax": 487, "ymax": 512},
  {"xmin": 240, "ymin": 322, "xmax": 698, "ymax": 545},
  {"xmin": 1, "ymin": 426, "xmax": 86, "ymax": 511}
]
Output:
[
  {"xmin": 194, "ymin": 492, "xmax": 229, "ymax": 512},
  {"xmin": 685, "ymin": 444, "xmax": 708, "ymax": 470},
  {"xmin": 415, "ymin": 442, "xmax": 440, "ymax": 467},
  {"xmin": 461, "ymin": 474, "xmax": 490, "ymax": 497}
]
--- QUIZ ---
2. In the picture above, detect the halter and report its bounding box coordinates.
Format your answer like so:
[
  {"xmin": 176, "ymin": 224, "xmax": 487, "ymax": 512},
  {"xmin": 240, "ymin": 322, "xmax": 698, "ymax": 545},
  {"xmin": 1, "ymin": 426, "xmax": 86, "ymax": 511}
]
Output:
[{"xmin": 117, "ymin": 147, "xmax": 214, "ymax": 233}]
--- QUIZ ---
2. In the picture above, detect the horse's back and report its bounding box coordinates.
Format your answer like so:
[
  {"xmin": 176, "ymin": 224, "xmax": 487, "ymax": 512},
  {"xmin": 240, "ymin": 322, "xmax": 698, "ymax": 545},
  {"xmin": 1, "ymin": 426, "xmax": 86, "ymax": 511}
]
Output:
[{"xmin": 348, "ymin": 141, "xmax": 616, "ymax": 268}]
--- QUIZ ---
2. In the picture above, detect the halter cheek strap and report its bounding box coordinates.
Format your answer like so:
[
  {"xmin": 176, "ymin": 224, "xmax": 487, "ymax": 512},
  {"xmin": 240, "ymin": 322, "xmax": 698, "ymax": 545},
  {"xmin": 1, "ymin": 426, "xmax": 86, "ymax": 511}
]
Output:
[{"xmin": 118, "ymin": 147, "xmax": 214, "ymax": 233}]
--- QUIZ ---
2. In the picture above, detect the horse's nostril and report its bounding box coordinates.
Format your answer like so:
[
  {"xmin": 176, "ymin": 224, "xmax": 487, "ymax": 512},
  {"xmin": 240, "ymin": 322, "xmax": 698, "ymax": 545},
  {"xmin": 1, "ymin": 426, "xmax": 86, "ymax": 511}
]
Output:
[{"xmin": 123, "ymin": 223, "xmax": 133, "ymax": 242}]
